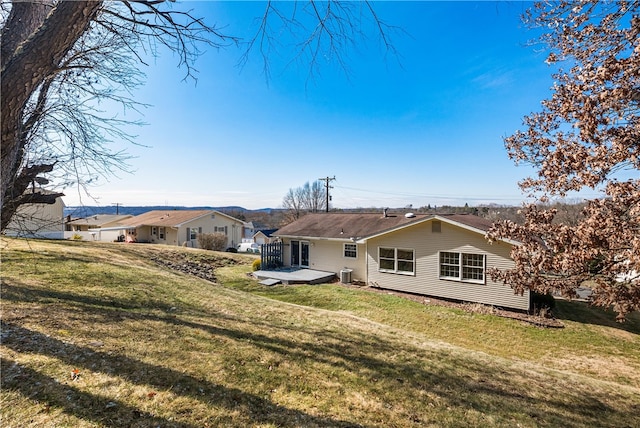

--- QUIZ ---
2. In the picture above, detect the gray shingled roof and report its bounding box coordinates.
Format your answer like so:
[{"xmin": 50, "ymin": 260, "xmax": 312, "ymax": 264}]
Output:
[{"xmin": 274, "ymin": 212, "xmax": 495, "ymax": 240}]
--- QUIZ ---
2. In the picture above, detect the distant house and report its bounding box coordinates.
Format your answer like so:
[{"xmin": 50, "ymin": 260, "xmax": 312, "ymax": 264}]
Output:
[
  {"xmin": 273, "ymin": 212, "xmax": 529, "ymax": 311},
  {"xmin": 3, "ymin": 190, "xmax": 65, "ymax": 239},
  {"xmin": 243, "ymin": 221, "xmax": 257, "ymax": 240},
  {"xmin": 65, "ymin": 214, "xmax": 133, "ymax": 241},
  {"xmin": 99, "ymin": 210, "xmax": 247, "ymax": 248},
  {"xmin": 66, "ymin": 214, "xmax": 133, "ymax": 231},
  {"xmin": 253, "ymin": 228, "xmax": 279, "ymax": 245}
]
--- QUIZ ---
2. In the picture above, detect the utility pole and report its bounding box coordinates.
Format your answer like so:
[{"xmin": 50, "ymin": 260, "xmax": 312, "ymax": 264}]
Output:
[
  {"xmin": 113, "ymin": 203, "xmax": 121, "ymax": 215},
  {"xmin": 318, "ymin": 176, "xmax": 335, "ymax": 213}
]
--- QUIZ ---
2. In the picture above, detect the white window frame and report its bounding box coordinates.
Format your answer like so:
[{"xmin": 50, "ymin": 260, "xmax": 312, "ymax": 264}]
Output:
[
  {"xmin": 158, "ymin": 227, "xmax": 165, "ymax": 240},
  {"xmin": 439, "ymin": 251, "xmax": 460, "ymax": 280},
  {"xmin": 343, "ymin": 243, "xmax": 357, "ymax": 258},
  {"xmin": 189, "ymin": 227, "xmax": 199, "ymax": 240},
  {"xmin": 439, "ymin": 251, "xmax": 486, "ymax": 284},
  {"xmin": 151, "ymin": 226, "xmax": 157, "ymax": 236},
  {"xmin": 378, "ymin": 247, "xmax": 415, "ymax": 275}
]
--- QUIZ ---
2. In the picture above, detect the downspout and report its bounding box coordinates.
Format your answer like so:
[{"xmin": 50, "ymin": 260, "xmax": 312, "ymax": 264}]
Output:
[{"xmin": 365, "ymin": 239, "xmax": 369, "ymax": 284}]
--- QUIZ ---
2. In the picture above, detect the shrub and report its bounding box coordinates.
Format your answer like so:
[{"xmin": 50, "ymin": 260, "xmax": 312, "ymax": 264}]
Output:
[
  {"xmin": 252, "ymin": 259, "xmax": 261, "ymax": 271},
  {"xmin": 197, "ymin": 233, "xmax": 227, "ymax": 251},
  {"xmin": 71, "ymin": 233, "xmax": 83, "ymax": 241},
  {"xmin": 531, "ymin": 292, "xmax": 556, "ymax": 317}
]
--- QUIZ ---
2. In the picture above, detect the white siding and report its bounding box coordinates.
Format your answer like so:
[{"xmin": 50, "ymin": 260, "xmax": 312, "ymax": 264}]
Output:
[
  {"xmin": 308, "ymin": 240, "xmax": 366, "ymax": 281},
  {"xmin": 366, "ymin": 221, "xmax": 529, "ymax": 311},
  {"xmin": 64, "ymin": 230, "xmax": 122, "ymax": 241},
  {"xmin": 115, "ymin": 215, "xmax": 244, "ymax": 248},
  {"xmin": 254, "ymin": 232, "xmax": 275, "ymax": 245},
  {"xmin": 282, "ymin": 240, "xmax": 291, "ymax": 267},
  {"xmin": 165, "ymin": 228, "xmax": 179, "ymax": 246},
  {"xmin": 281, "ymin": 238, "xmax": 366, "ymax": 281},
  {"xmin": 177, "ymin": 216, "xmax": 243, "ymax": 249},
  {"xmin": 5, "ymin": 198, "xmax": 64, "ymax": 239}
]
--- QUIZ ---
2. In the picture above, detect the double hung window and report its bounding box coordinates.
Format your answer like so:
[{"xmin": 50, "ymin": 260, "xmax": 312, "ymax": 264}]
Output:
[
  {"xmin": 378, "ymin": 247, "xmax": 415, "ymax": 275},
  {"xmin": 344, "ymin": 243, "xmax": 357, "ymax": 258},
  {"xmin": 439, "ymin": 251, "xmax": 485, "ymax": 284},
  {"xmin": 189, "ymin": 227, "xmax": 199, "ymax": 240}
]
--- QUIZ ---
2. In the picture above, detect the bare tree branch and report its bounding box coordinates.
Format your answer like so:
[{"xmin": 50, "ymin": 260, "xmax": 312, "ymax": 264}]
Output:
[{"xmin": 240, "ymin": 1, "xmax": 400, "ymax": 84}]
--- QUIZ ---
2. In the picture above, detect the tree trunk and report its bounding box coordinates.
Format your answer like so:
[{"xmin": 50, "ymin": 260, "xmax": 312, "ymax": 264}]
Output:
[
  {"xmin": 0, "ymin": 1, "xmax": 54, "ymax": 70},
  {"xmin": 1, "ymin": 0, "xmax": 103, "ymax": 231}
]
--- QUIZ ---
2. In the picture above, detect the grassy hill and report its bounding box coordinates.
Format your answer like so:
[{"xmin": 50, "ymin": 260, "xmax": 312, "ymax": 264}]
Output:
[{"xmin": 1, "ymin": 238, "xmax": 639, "ymax": 427}]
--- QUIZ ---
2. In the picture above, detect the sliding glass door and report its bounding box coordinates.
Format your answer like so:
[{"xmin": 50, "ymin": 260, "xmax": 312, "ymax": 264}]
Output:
[{"xmin": 291, "ymin": 240, "xmax": 310, "ymax": 268}]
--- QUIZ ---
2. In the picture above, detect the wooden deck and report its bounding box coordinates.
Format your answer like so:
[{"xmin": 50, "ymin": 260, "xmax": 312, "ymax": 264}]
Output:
[{"xmin": 253, "ymin": 268, "xmax": 336, "ymax": 285}]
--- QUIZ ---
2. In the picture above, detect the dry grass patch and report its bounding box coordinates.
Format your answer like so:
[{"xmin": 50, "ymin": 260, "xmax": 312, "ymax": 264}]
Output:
[
  {"xmin": 2, "ymin": 238, "xmax": 640, "ymax": 427},
  {"xmin": 549, "ymin": 354, "xmax": 640, "ymax": 386}
]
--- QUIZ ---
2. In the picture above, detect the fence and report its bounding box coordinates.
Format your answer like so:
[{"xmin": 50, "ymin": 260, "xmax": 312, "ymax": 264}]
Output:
[{"xmin": 261, "ymin": 241, "xmax": 284, "ymax": 270}]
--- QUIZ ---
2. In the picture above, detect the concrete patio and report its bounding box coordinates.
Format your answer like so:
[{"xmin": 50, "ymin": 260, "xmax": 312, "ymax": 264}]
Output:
[{"xmin": 253, "ymin": 268, "xmax": 336, "ymax": 285}]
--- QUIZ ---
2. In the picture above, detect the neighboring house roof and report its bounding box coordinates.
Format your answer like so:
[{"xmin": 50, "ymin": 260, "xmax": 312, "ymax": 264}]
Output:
[
  {"xmin": 66, "ymin": 214, "xmax": 132, "ymax": 228},
  {"xmin": 115, "ymin": 210, "xmax": 243, "ymax": 228},
  {"xmin": 116, "ymin": 210, "xmax": 214, "ymax": 228},
  {"xmin": 274, "ymin": 212, "xmax": 498, "ymax": 242},
  {"xmin": 253, "ymin": 228, "xmax": 278, "ymax": 238}
]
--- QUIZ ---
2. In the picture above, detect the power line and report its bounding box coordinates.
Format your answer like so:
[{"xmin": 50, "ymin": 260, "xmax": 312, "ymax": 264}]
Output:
[
  {"xmin": 333, "ymin": 185, "xmax": 524, "ymax": 202},
  {"xmin": 332, "ymin": 184, "xmax": 607, "ymax": 206}
]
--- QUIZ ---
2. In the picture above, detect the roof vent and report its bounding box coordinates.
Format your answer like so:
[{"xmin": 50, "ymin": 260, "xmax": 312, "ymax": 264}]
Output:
[{"xmin": 405, "ymin": 213, "xmax": 416, "ymax": 218}]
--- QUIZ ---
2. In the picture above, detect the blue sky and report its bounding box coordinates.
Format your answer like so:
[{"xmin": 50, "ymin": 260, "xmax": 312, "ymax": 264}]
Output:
[{"xmin": 64, "ymin": 1, "xmax": 599, "ymax": 209}]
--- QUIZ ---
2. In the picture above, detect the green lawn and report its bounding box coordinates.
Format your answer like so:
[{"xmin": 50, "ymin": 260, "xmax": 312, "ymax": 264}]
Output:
[
  {"xmin": 2, "ymin": 238, "xmax": 639, "ymax": 427},
  {"xmin": 219, "ymin": 263, "xmax": 640, "ymax": 387}
]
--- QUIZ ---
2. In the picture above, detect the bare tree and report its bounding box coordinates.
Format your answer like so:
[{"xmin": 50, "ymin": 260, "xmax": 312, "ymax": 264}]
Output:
[
  {"xmin": 488, "ymin": 1, "xmax": 640, "ymax": 320},
  {"xmin": 282, "ymin": 180, "xmax": 328, "ymax": 223},
  {"xmin": 1, "ymin": 0, "xmax": 236, "ymax": 232},
  {"xmin": 1, "ymin": 1, "xmax": 394, "ymax": 232}
]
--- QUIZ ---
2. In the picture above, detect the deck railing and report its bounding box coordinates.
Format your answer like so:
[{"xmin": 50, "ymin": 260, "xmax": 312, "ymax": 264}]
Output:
[{"xmin": 261, "ymin": 241, "xmax": 284, "ymax": 270}]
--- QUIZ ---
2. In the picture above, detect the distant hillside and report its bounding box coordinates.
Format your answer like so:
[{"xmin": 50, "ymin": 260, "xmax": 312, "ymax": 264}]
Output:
[{"xmin": 64, "ymin": 205, "xmax": 276, "ymax": 218}]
